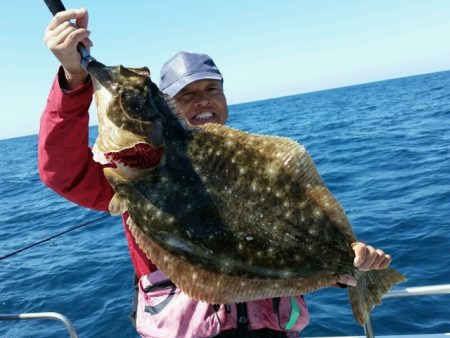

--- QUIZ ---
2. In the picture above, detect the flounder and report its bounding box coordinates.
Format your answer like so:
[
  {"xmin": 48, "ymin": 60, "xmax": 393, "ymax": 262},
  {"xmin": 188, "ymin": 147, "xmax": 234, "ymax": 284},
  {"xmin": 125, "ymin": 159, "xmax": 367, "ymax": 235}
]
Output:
[{"xmin": 88, "ymin": 61, "xmax": 405, "ymax": 325}]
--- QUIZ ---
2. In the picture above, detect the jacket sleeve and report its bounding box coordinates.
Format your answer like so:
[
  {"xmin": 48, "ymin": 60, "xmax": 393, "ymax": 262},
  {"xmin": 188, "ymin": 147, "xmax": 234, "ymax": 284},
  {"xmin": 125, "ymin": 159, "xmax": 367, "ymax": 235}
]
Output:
[{"xmin": 38, "ymin": 67, "xmax": 115, "ymax": 211}]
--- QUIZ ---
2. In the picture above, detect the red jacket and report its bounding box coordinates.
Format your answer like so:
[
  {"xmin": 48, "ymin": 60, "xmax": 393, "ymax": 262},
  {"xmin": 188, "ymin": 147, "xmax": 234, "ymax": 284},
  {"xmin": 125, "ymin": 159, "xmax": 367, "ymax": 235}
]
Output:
[{"xmin": 38, "ymin": 68, "xmax": 159, "ymax": 278}]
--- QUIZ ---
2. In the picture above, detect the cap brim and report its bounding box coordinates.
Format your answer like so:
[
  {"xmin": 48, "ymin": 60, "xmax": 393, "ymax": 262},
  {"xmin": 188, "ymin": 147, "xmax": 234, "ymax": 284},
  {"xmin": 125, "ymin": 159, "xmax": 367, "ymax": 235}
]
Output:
[{"xmin": 161, "ymin": 71, "xmax": 223, "ymax": 97}]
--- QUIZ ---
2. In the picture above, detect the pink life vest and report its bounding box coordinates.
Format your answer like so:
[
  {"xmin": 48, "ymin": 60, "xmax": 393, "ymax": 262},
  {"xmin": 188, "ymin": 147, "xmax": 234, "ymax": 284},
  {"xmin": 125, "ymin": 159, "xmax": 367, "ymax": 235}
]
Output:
[{"xmin": 135, "ymin": 270, "xmax": 309, "ymax": 338}]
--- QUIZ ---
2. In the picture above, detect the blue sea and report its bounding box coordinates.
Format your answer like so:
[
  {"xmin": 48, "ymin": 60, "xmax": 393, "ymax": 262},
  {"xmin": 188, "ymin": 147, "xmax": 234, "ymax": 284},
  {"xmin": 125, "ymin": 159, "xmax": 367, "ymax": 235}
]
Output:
[{"xmin": 1, "ymin": 71, "xmax": 449, "ymax": 337}]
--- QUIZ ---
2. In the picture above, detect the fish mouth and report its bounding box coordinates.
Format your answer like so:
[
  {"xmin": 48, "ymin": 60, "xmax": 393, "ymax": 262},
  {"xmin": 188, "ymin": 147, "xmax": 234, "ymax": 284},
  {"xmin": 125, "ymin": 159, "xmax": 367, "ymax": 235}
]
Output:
[{"xmin": 104, "ymin": 143, "xmax": 163, "ymax": 170}]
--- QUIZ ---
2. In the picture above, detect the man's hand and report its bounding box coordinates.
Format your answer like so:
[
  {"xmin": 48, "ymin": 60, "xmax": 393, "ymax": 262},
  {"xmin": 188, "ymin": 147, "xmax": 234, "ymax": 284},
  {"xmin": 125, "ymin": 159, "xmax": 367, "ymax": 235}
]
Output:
[
  {"xmin": 352, "ymin": 242, "xmax": 391, "ymax": 271},
  {"xmin": 337, "ymin": 242, "xmax": 392, "ymax": 287},
  {"xmin": 43, "ymin": 8, "xmax": 92, "ymax": 90}
]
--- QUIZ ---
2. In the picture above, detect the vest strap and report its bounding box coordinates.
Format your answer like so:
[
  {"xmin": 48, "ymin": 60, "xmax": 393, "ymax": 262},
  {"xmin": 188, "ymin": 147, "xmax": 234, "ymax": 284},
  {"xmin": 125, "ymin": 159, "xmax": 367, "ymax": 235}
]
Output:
[{"xmin": 284, "ymin": 297, "xmax": 301, "ymax": 330}]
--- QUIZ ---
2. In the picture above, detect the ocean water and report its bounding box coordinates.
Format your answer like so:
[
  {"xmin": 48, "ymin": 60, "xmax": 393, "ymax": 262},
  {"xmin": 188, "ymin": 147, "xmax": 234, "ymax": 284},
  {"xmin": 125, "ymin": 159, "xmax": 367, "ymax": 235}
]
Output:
[{"xmin": 1, "ymin": 71, "xmax": 449, "ymax": 337}]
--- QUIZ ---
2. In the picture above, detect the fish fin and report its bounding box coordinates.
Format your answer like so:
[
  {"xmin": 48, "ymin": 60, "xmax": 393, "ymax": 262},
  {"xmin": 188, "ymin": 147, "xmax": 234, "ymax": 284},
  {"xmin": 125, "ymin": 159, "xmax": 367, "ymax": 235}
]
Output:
[
  {"xmin": 126, "ymin": 216, "xmax": 137, "ymax": 229},
  {"xmin": 103, "ymin": 168, "xmax": 129, "ymax": 215},
  {"xmin": 109, "ymin": 193, "xmax": 128, "ymax": 215},
  {"xmin": 197, "ymin": 124, "xmax": 325, "ymax": 186},
  {"xmin": 349, "ymin": 267, "xmax": 406, "ymax": 325},
  {"xmin": 127, "ymin": 217, "xmax": 337, "ymax": 303},
  {"xmin": 165, "ymin": 96, "xmax": 196, "ymax": 131}
]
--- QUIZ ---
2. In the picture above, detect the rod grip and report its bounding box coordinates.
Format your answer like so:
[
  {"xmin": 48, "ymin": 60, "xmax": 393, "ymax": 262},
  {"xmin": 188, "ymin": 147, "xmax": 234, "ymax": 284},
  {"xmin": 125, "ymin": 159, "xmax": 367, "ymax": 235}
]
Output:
[
  {"xmin": 43, "ymin": 0, "xmax": 97, "ymax": 68},
  {"xmin": 43, "ymin": 0, "xmax": 66, "ymax": 16}
]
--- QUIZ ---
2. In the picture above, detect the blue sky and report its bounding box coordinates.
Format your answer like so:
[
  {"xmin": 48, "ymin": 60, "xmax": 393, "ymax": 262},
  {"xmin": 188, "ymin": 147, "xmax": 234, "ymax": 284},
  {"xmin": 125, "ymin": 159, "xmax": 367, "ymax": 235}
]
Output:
[{"xmin": 1, "ymin": 0, "xmax": 450, "ymax": 140}]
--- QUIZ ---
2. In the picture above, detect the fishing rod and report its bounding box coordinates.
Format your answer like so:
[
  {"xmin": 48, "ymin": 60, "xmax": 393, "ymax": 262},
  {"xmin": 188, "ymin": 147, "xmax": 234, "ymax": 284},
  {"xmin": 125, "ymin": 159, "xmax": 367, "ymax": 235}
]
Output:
[{"xmin": 0, "ymin": 213, "xmax": 110, "ymax": 261}]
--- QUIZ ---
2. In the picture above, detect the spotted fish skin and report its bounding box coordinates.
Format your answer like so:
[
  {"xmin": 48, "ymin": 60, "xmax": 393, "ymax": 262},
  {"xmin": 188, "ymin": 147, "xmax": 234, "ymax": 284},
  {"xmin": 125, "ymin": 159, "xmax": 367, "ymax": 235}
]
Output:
[{"xmin": 89, "ymin": 62, "xmax": 406, "ymax": 325}]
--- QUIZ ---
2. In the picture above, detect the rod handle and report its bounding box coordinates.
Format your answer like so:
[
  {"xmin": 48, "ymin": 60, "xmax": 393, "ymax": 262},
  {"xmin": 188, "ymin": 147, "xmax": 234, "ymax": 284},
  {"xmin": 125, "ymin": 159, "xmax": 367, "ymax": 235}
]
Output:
[{"xmin": 43, "ymin": 0, "xmax": 66, "ymax": 16}]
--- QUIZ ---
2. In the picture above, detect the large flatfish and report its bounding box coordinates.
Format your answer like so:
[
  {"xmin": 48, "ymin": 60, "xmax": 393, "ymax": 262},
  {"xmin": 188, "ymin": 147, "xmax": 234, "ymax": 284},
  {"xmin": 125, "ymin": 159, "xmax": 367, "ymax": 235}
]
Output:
[{"xmin": 87, "ymin": 61, "xmax": 405, "ymax": 325}]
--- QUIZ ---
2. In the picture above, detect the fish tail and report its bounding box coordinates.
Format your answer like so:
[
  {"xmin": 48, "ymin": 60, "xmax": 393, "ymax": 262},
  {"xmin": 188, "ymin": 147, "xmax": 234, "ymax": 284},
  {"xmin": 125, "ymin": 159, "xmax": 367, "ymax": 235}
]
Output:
[{"xmin": 349, "ymin": 267, "xmax": 406, "ymax": 325}]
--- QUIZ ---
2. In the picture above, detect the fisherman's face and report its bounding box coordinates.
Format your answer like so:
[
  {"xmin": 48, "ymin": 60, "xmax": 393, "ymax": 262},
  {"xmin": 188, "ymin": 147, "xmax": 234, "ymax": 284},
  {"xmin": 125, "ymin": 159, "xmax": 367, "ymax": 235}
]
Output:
[{"xmin": 173, "ymin": 79, "xmax": 228, "ymax": 126}]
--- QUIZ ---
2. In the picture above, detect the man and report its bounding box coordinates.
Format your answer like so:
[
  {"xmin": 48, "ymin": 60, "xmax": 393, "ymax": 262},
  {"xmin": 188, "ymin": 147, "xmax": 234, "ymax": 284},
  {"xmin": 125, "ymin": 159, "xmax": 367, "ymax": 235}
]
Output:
[{"xmin": 40, "ymin": 8, "xmax": 391, "ymax": 337}]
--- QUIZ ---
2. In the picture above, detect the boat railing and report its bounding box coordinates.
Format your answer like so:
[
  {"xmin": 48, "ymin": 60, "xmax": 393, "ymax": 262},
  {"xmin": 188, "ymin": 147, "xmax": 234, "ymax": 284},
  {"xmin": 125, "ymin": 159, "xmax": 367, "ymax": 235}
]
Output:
[
  {"xmin": 363, "ymin": 283, "xmax": 450, "ymax": 338},
  {"xmin": 1, "ymin": 284, "xmax": 449, "ymax": 338},
  {"xmin": 0, "ymin": 312, "xmax": 78, "ymax": 338}
]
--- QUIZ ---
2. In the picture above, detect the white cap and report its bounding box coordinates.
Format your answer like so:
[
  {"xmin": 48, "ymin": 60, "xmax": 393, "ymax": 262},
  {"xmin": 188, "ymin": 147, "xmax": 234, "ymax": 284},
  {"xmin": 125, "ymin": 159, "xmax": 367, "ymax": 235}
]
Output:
[{"xmin": 159, "ymin": 51, "xmax": 223, "ymax": 97}]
